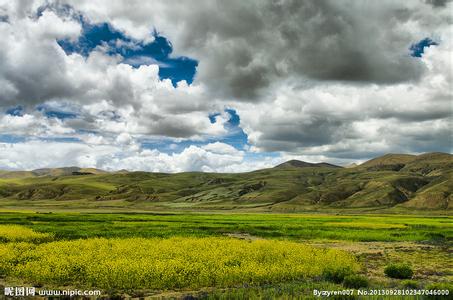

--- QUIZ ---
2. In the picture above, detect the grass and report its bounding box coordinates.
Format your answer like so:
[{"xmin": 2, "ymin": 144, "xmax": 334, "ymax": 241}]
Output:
[
  {"xmin": 384, "ymin": 263, "xmax": 414, "ymax": 279},
  {"xmin": 0, "ymin": 211, "xmax": 451, "ymax": 299},
  {"xmin": 342, "ymin": 274, "xmax": 369, "ymax": 288},
  {"xmin": 0, "ymin": 212, "xmax": 450, "ymax": 242}
]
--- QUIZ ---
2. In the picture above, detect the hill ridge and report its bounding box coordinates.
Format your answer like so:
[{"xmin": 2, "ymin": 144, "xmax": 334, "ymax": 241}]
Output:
[
  {"xmin": 274, "ymin": 160, "xmax": 342, "ymax": 169},
  {"xmin": 0, "ymin": 152, "xmax": 451, "ymax": 211}
]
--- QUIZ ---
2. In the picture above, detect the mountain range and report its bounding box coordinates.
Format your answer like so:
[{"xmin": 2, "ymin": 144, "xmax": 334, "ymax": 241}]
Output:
[{"xmin": 0, "ymin": 152, "xmax": 451, "ymax": 212}]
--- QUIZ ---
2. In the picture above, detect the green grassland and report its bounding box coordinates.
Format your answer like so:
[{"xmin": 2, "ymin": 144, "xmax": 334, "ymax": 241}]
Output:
[
  {"xmin": 0, "ymin": 212, "xmax": 451, "ymax": 242},
  {"xmin": 0, "ymin": 212, "xmax": 452, "ymax": 299}
]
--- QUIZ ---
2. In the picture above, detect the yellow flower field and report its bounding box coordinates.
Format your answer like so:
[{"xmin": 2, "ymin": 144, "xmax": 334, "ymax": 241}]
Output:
[
  {"xmin": 0, "ymin": 226, "xmax": 359, "ymax": 291},
  {"xmin": 0, "ymin": 224, "xmax": 53, "ymax": 243}
]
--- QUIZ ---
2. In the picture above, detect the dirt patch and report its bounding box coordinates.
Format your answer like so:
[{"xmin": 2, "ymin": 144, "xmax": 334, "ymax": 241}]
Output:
[
  {"xmin": 224, "ymin": 233, "xmax": 261, "ymax": 240},
  {"xmin": 307, "ymin": 241, "xmax": 453, "ymax": 284}
]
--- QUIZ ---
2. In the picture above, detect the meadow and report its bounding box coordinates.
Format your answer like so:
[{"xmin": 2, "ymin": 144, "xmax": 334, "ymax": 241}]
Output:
[{"xmin": 0, "ymin": 211, "xmax": 451, "ymax": 298}]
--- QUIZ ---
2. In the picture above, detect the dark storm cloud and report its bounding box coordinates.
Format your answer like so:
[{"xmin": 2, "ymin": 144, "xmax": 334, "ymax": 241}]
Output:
[
  {"xmin": 250, "ymin": 116, "xmax": 350, "ymax": 152},
  {"xmin": 373, "ymin": 109, "xmax": 452, "ymax": 122},
  {"xmin": 263, "ymin": 0, "xmax": 421, "ymax": 82},
  {"xmin": 425, "ymin": 0, "xmax": 451, "ymax": 7},
  {"xmin": 146, "ymin": 118, "xmax": 203, "ymax": 138},
  {"xmin": 160, "ymin": 0, "xmax": 433, "ymax": 101}
]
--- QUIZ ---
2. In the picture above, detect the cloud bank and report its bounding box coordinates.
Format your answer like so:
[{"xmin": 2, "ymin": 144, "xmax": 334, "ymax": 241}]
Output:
[{"xmin": 0, "ymin": 0, "xmax": 451, "ymax": 171}]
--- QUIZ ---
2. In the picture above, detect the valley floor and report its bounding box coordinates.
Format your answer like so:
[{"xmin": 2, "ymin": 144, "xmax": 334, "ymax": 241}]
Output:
[{"xmin": 0, "ymin": 211, "xmax": 451, "ymax": 299}]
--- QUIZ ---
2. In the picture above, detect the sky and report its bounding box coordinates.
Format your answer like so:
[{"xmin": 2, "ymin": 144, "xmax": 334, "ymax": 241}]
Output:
[{"xmin": 0, "ymin": 0, "xmax": 451, "ymax": 172}]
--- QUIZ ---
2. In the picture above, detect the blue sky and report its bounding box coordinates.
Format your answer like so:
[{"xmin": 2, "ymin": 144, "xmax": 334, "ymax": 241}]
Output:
[
  {"xmin": 410, "ymin": 38, "xmax": 438, "ymax": 57},
  {"xmin": 5, "ymin": 106, "xmax": 23, "ymax": 116},
  {"xmin": 57, "ymin": 20, "xmax": 198, "ymax": 86}
]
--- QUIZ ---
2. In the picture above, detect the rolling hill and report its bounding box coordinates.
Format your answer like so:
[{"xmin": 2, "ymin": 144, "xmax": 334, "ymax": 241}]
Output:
[
  {"xmin": 274, "ymin": 160, "xmax": 342, "ymax": 169},
  {"xmin": 0, "ymin": 152, "xmax": 451, "ymax": 212},
  {"xmin": 0, "ymin": 167, "xmax": 107, "ymax": 178}
]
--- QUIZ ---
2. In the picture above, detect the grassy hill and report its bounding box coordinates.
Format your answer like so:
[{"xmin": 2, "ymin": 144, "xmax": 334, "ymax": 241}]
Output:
[
  {"xmin": 274, "ymin": 160, "xmax": 341, "ymax": 169},
  {"xmin": 0, "ymin": 152, "xmax": 451, "ymax": 212}
]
